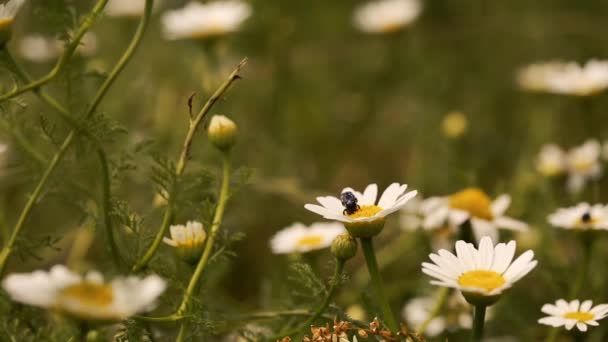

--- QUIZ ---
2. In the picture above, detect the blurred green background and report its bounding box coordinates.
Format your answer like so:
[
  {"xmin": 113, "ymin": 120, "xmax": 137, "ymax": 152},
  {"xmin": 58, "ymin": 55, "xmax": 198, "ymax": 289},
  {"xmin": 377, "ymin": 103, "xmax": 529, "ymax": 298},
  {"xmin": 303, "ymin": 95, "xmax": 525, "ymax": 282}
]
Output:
[{"xmin": 3, "ymin": 0, "xmax": 608, "ymax": 340}]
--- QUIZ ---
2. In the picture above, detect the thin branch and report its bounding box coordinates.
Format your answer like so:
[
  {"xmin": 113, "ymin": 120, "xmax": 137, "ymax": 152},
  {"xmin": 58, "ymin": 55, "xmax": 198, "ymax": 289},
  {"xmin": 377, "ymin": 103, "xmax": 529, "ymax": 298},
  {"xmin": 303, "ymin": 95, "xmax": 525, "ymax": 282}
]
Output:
[
  {"xmin": 131, "ymin": 58, "xmax": 247, "ymax": 272},
  {"xmin": 0, "ymin": 0, "xmax": 109, "ymax": 102}
]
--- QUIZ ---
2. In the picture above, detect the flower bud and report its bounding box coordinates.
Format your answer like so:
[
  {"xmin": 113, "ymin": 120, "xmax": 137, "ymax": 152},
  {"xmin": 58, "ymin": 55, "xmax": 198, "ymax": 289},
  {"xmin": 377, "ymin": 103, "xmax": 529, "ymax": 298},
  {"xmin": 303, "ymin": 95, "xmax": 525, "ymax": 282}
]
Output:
[
  {"xmin": 208, "ymin": 115, "xmax": 237, "ymax": 151},
  {"xmin": 163, "ymin": 221, "xmax": 207, "ymax": 264},
  {"xmin": 331, "ymin": 233, "xmax": 358, "ymax": 260}
]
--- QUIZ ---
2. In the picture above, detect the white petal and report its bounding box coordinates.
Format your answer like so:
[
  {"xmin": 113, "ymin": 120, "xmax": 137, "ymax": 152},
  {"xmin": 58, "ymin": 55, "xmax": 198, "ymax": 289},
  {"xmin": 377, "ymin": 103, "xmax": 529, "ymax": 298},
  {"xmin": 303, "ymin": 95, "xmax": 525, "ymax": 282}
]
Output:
[
  {"xmin": 503, "ymin": 250, "xmax": 536, "ymax": 281},
  {"xmin": 491, "ymin": 194, "xmax": 511, "ymax": 216},
  {"xmin": 494, "ymin": 216, "xmax": 529, "ymax": 231},
  {"xmin": 378, "ymin": 183, "xmax": 407, "ymax": 208},
  {"xmin": 491, "ymin": 241, "xmax": 516, "ymax": 274},
  {"xmin": 360, "ymin": 184, "xmax": 378, "ymax": 205}
]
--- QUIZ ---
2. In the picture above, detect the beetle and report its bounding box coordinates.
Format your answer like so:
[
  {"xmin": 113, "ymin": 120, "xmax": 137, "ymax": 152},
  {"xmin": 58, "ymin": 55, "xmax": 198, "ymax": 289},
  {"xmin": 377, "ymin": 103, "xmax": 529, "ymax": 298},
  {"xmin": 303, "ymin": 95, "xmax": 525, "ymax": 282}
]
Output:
[{"xmin": 341, "ymin": 191, "xmax": 360, "ymax": 215}]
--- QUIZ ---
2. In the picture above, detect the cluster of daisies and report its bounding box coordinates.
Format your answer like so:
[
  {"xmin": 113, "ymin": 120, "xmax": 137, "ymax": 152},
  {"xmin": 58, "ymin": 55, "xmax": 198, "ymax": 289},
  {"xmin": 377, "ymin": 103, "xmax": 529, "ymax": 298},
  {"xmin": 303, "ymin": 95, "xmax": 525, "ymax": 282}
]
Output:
[
  {"xmin": 536, "ymin": 139, "xmax": 608, "ymax": 193},
  {"xmin": 2, "ymin": 0, "xmax": 424, "ymax": 64},
  {"xmin": 268, "ymin": 182, "xmax": 608, "ymax": 336},
  {"xmin": 0, "ymin": 219, "xmax": 208, "ymax": 322}
]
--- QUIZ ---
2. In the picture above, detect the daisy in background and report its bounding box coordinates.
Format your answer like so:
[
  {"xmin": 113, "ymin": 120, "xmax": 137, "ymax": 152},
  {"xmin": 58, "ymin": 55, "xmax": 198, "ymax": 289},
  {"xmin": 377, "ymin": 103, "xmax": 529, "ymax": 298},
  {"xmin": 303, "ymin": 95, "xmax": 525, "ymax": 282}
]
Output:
[
  {"xmin": 161, "ymin": 1, "xmax": 251, "ymax": 41},
  {"xmin": 2, "ymin": 265, "xmax": 166, "ymax": 321},
  {"xmin": 422, "ymin": 237, "xmax": 537, "ymax": 305},
  {"xmin": 19, "ymin": 32, "xmax": 98, "ymax": 63},
  {"xmin": 539, "ymin": 299, "xmax": 608, "ymax": 332},
  {"xmin": 536, "ymin": 144, "xmax": 566, "ymax": 178},
  {"xmin": 270, "ymin": 222, "xmax": 346, "ymax": 254},
  {"xmin": 564, "ymin": 139, "xmax": 602, "ymax": 193},
  {"xmin": 304, "ymin": 183, "xmax": 417, "ymax": 237},
  {"xmin": 353, "ymin": 0, "xmax": 422, "ymax": 34},
  {"xmin": 163, "ymin": 221, "xmax": 207, "ymax": 262},
  {"xmin": 106, "ymin": 0, "xmax": 159, "ymax": 18},
  {"xmin": 402, "ymin": 292, "xmax": 479, "ymax": 337},
  {"xmin": 421, "ymin": 188, "xmax": 528, "ymax": 243},
  {"xmin": 548, "ymin": 203, "xmax": 608, "ymax": 231},
  {"xmin": 517, "ymin": 60, "xmax": 608, "ymax": 96}
]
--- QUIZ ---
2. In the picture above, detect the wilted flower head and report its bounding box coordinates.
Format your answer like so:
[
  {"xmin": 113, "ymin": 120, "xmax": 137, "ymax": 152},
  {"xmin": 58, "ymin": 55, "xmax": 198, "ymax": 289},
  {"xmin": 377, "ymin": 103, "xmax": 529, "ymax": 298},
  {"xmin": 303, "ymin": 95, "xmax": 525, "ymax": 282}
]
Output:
[
  {"xmin": 539, "ymin": 299, "xmax": 608, "ymax": 332},
  {"xmin": 536, "ymin": 144, "xmax": 565, "ymax": 177},
  {"xmin": 422, "ymin": 237, "xmax": 537, "ymax": 305},
  {"xmin": 2, "ymin": 265, "xmax": 166, "ymax": 321},
  {"xmin": 422, "ymin": 188, "xmax": 528, "ymax": 243},
  {"xmin": 548, "ymin": 202, "xmax": 608, "ymax": 231},
  {"xmin": 517, "ymin": 60, "xmax": 608, "ymax": 96},
  {"xmin": 270, "ymin": 222, "xmax": 346, "ymax": 254},
  {"xmin": 161, "ymin": 1, "xmax": 251, "ymax": 40},
  {"xmin": 353, "ymin": 0, "xmax": 421, "ymax": 34},
  {"xmin": 163, "ymin": 221, "xmax": 207, "ymax": 262}
]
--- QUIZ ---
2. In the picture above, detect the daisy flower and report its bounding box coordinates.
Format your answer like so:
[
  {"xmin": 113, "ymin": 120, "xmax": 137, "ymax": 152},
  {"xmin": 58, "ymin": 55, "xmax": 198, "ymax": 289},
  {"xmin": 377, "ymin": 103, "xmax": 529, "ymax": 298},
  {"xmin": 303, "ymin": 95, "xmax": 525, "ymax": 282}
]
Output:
[
  {"xmin": 2, "ymin": 265, "xmax": 166, "ymax": 321},
  {"xmin": 517, "ymin": 60, "xmax": 608, "ymax": 96},
  {"xmin": 270, "ymin": 222, "xmax": 346, "ymax": 254},
  {"xmin": 536, "ymin": 144, "xmax": 566, "ymax": 177},
  {"xmin": 19, "ymin": 34, "xmax": 61, "ymax": 62},
  {"xmin": 539, "ymin": 299, "xmax": 608, "ymax": 332},
  {"xmin": 564, "ymin": 139, "xmax": 602, "ymax": 193},
  {"xmin": 106, "ymin": 0, "xmax": 157, "ymax": 18},
  {"xmin": 163, "ymin": 221, "xmax": 207, "ymax": 262},
  {"xmin": 161, "ymin": 1, "xmax": 251, "ymax": 40},
  {"xmin": 422, "ymin": 237, "xmax": 537, "ymax": 305},
  {"xmin": 421, "ymin": 188, "xmax": 528, "ymax": 243},
  {"xmin": 19, "ymin": 32, "xmax": 98, "ymax": 63},
  {"xmin": 304, "ymin": 183, "xmax": 418, "ymax": 237},
  {"xmin": 0, "ymin": 0, "xmax": 24, "ymax": 30},
  {"xmin": 353, "ymin": 0, "xmax": 422, "ymax": 34},
  {"xmin": 548, "ymin": 203, "xmax": 608, "ymax": 230}
]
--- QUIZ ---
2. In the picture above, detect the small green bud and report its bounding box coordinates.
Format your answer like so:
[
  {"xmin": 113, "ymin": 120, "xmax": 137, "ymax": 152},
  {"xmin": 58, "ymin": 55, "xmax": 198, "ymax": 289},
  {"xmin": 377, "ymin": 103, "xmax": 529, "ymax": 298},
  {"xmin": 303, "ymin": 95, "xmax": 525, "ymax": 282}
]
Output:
[
  {"xmin": 331, "ymin": 233, "xmax": 358, "ymax": 260},
  {"xmin": 208, "ymin": 115, "xmax": 237, "ymax": 151}
]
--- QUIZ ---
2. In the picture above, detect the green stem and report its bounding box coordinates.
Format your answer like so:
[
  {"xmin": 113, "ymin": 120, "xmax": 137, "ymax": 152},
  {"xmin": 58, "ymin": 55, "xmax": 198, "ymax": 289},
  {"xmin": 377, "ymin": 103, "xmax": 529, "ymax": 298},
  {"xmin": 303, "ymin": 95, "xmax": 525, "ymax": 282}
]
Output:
[
  {"xmin": 569, "ymin": 234, "xmax": 593, "ymax": 299},
  {"xmin": 360, "ymin": 237, "xmax": 398, "ymax": 332},
  {"xmin": 275, "ymin": 259, "xmax": 345, "ymax": 338},
  {"xmin": 97, "ymin": 148, "xmax": 123, "ymax": 269},
  {"xmin": 471, "ymin": 304, "xmax": 486, "ymax": 342},
  {"xmin": 134, "ymin": 314, "xmax": 186, "ymax": 323},
  {"xmin": 0, "ymin": 0, "xmax": 109, "ymax": 102},
  {"xmin": 416, "ymin": 287, "xmax": 450, "ymax": 335},
  {"xmin": 0, "ymin": 0, "xmax": 154, "ymax": 274},
  {"xmin": 175, "ymin": 153, "xmax": 232, "ymax": 342},
  {"xmin": 131, "ymin": 58, "xmax": 246, "ymax": 272}
]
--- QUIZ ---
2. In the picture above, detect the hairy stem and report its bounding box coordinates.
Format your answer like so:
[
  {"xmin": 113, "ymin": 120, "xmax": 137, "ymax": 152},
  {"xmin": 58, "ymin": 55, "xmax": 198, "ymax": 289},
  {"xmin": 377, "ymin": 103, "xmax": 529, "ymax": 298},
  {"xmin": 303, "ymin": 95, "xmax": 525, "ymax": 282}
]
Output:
[
  {"xmin": 131, "ymin": 58, "xmax": 246, "ymax": 272},
  {"xmin": 175, "ymin": 153, "xmax": 232, "ymax": 342},
  {"xmin": 471, "ymin": 305, "xmax": 486, "ymax": 342},
  {"xmin": 360, "ymin": 237, "xmax": 398, "ymax": 332},
  {"xmin": 275, "ymin": 259, "xmax": 346, "ymax": 338},
  {"xmin": 0, "ymin": 0, "xmax": 109, "ymax": 102},
  {"xmin": 97, "ymin": 148, "xmax": 123, "ymax": 269},
  {"xmin": 0, "ymin": 0, "xmax": 154, "ymax": 274}
]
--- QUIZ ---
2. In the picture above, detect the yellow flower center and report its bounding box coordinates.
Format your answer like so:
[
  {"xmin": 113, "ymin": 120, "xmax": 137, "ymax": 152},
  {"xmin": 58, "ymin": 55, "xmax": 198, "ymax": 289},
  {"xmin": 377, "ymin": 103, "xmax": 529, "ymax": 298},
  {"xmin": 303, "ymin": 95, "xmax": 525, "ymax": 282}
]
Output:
[
  {"xmin": 572, "ymin": 160, "xmax": 594, "ymax": 174},
  {"xmin": 564, "ymin": 311, "xmax": 594, "ymax": 322},
  {"xmin": 449, "ymin": 188, "xmax": 494, "ymax": 220},
  {"xmin": 379, "ymin": 21, "xmax": 404, "ymax": 33},
  {"xmin": 296, "ymin": 235, "xmax": 324, "ymax": 248},
  {"xmin": 59, "ymin": 282, "xmax": 114, "ymax": 307},
  {"xmin": 347, "ymin": 205, "xmax": 382, "ymax": 219},
  {"xmin": 457, "ymin": 270, "xmax": 506, "ymax": 293},
  {"xmin": 0, "ymin": 18, "xmax": 12, "ymax": 30}
]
